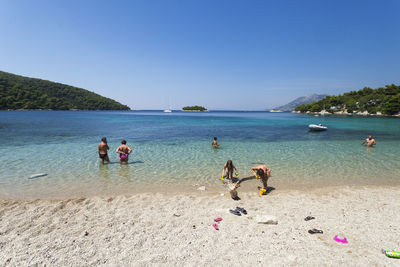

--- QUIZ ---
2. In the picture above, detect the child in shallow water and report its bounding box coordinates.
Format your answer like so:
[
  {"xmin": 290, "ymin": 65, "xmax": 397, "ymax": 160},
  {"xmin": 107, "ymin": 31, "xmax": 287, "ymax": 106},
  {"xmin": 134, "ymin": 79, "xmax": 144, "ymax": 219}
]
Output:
[
  {"xmin": 212, "ymin": 137, "xmax": 219, "ymax": 148},
  {"xmin": 221, "ymin": 160, "xmax": 238, "ymax": 181}
]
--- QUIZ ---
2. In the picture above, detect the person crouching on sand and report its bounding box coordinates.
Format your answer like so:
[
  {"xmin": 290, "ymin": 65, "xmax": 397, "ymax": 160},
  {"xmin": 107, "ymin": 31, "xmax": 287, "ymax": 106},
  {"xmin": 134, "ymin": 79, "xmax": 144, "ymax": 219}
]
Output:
[
  {"xmin": 251, "ymin": 164, "xmax": 271, "ymax": 189},
  {"xmin": 221, "ymin": 160, "xmax": 238, "ymax": 181},
  {"xmin": 116, "ymin": 139, "xmax": 132, "ymax": 164}
]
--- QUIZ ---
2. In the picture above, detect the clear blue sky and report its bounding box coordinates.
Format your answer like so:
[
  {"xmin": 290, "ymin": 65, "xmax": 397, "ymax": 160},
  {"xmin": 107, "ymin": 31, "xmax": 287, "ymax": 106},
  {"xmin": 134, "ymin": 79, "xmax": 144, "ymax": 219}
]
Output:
[{"xmin": 1, "ymin": 0, "xmax": 399, "ymax": 110}]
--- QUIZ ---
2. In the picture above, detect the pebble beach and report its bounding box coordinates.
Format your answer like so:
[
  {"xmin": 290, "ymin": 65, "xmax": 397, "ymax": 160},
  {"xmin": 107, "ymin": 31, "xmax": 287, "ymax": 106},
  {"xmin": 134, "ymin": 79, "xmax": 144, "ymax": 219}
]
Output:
[{"xmin": 1, "ymin": 185, "xmax": 399, "ymax": 266}]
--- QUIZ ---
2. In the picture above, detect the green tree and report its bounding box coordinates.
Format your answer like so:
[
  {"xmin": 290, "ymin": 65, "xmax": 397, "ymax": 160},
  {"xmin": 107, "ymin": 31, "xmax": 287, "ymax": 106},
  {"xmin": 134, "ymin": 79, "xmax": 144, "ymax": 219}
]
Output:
[
  {"xmin": 310, "ymin": 103, "xmax": 322, "ymax": 112},
  {"xmin": 382, "ymin": 94, "xmax": 400, "ymax": 115}
]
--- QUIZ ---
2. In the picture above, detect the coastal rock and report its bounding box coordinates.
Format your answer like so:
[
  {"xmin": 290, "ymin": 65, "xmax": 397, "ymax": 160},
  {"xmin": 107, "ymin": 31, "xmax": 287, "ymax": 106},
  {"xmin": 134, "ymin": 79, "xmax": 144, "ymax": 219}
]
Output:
[
  {"xmin": 197, "ymin": 186, "xmax": 206, "ymax": 191},
  {"xmin": 256, "ymin": 215, "xmax": 278, "ymax": 225}
]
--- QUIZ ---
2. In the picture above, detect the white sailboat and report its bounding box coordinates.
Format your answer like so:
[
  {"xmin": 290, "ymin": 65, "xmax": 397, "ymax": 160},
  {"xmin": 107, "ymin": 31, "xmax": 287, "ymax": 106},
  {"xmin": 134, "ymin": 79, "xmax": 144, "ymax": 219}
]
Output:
[{"xmin": 163, "ymin": 98, "xmax": 172, "ymax": 113}]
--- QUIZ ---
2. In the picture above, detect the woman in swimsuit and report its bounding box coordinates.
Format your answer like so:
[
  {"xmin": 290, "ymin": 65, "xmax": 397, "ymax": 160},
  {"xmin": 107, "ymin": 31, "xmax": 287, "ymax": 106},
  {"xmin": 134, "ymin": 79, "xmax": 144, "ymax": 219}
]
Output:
[{"xmin": 115, "ymin": 139, "xmax": 132, "ymax": 164}]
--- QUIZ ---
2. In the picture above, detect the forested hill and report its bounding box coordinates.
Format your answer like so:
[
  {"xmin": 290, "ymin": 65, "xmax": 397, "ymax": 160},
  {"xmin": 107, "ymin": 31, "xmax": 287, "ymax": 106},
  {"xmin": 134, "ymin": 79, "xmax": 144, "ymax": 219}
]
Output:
[
  {"xmin": 295, "ymin": 84, "xmax": 400, "ymax": 115},
  {"xmin": 0, "ymin": 71, "xmax": 130, "ymax": 110}
]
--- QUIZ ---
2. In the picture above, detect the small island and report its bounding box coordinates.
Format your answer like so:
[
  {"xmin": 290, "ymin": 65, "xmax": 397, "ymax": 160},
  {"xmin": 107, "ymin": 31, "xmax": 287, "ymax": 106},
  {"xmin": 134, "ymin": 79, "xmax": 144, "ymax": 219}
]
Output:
[{"xmin": 182, "ymin": 105, "xmax": 208, "ymax": 111}]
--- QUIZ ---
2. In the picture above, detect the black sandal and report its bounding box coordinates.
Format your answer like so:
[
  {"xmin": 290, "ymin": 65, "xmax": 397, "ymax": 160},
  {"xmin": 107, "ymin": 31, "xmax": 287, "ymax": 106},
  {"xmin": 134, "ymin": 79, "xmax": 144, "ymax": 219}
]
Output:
[
  {"xmin": 229, "ymin": 209, "xmax": 241, "ymax": 216},
  {"xmin": 308, "ymin": 228, "xmax": 323, "ymax": 234},
  {"xmin": 304, "ymin": 216, "xmax": 315, "ymax": 221},
  {"xmin": 236, "ymin": 207, "xmax": 247, "ymax": 215}
]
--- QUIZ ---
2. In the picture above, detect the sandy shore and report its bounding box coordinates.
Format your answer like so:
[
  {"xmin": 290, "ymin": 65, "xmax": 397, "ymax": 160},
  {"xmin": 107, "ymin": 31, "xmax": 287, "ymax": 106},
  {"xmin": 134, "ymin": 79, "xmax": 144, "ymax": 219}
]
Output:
[{"xmin": 0, "ymin": 186, "xmax": 399, "ymax": 266}]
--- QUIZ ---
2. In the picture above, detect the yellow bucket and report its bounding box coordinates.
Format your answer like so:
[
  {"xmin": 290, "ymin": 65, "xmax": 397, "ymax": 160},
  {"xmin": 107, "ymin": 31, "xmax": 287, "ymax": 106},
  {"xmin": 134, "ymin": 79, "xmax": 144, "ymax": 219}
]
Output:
[{"xmin": 259, "ymin": 188, "xmax": 266, "ymax": 196}]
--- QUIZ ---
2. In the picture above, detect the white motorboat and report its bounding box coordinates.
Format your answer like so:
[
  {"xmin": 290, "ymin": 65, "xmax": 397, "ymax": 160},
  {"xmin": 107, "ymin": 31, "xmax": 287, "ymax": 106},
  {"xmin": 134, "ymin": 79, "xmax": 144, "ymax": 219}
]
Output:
[
  {"xmin": 309, "ymin": 124, "xmax": 328, "ymax": 131},
  {"xmin": 163, "ymin": 109, "xmax": 172, "ymax": 113}
]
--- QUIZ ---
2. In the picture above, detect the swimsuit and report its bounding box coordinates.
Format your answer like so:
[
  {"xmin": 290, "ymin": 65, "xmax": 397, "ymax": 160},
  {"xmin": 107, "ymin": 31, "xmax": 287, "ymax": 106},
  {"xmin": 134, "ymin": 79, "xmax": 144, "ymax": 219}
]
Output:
[
  {"xmin": 99, "ymin": 153, "xmax": 108, "ymax": 159},
  {"xmin": 119, "ymin": 147, "xmax": 130, "ymax": 160}
]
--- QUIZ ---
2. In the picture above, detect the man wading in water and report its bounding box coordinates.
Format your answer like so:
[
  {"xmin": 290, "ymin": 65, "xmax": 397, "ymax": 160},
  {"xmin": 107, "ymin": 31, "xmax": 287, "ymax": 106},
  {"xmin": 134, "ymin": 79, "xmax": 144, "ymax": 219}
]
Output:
[
  {"xmin": 362, "ymin": 135, "xmax": 376, "ymax": 147},
  {"xmin": 98, "ymin": 137, "xmax": 110, "ymax": 164}
]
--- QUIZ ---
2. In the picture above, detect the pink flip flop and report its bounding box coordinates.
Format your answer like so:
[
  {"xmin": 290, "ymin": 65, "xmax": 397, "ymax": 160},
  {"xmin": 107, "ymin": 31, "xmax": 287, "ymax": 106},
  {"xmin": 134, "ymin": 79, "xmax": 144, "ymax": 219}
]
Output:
[
  {"xmin": 212, "ymin": 223, "xmax": 219, "ymax": 230},
  {"xmin": 334, "ymin": 235, "xmax": 348, "ymax": 244},
  {"xmin": 214, "ymin": 217, "xmax": 223, "ymax": 222}
]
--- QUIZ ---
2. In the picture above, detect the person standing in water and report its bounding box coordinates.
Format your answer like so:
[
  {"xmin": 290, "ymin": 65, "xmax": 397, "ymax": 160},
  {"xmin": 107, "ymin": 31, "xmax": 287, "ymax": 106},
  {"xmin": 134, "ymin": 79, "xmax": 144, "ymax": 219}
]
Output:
[
  {"xmin": 212, "ymin": 137, "xmax": 219, "ymax": 148},
  {"xmin": 221, "ymin": 160, "xmax": 238, "ymax": 181},
  {"xmin": 116, "ymin": 139, "xmax": 132, "ymax": 164},
  {"xmin": 98, "ymin": 137, "xmax": 110, "ymax": 164},
  {"xmin": 251, "ymin": 164, "xmax": 271, "ymax": 189},
  {"xmin": 362, "ymin": 135, "xmax": 376, "ymax": 147}
]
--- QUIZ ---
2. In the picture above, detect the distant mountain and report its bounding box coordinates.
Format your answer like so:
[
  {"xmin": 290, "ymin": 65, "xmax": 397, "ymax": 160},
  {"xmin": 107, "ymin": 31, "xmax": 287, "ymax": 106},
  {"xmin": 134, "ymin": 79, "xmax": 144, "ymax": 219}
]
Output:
[
  {"xmin": 273, "ymin": 94, "xmax": 328, "ymax": 111},
  {"xmin": 0, "ymin": 71, "xmax": 130, "ymax": 110}
]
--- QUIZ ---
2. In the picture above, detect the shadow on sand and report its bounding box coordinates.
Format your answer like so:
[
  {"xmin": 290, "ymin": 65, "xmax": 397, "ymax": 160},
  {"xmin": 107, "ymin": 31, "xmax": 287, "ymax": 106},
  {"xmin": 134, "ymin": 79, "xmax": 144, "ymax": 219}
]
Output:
[{"xmin": 227, "ymin": 176, "xmax": 276, "ymax": 199}]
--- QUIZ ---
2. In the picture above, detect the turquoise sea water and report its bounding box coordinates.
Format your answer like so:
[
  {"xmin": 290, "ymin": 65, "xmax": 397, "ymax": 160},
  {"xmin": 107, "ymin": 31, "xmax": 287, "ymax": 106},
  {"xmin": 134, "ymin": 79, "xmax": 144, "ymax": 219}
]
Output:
[{"xmin": 0, "ymin": 111, "xmax": 399, "ymax": 198}]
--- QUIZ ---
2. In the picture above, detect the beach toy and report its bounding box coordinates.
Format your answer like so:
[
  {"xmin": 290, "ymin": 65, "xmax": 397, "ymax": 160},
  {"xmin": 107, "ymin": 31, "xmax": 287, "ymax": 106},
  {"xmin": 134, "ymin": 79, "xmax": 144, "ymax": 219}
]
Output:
[
  {"xmin": 334, "ymin": 235, "xmax": 348, "ymax": 244},
  {"xmin": 382, "ymin": 249, "xmax": 400, "ymax": 258},
  {"xmin": 259, "ymin": 187, "xmax": 266, "ymax": 196},
  {"xmin": 214, "ymin": 217, "xmax": 223, "ymax": 222},
  {"xmin": 255, "ymin": 175, "xmax": 259, "ymax": 179},
  {"xmin": 220, "ymin": 175, "xmax": 224, "ymax": 181},
  {"xmin": 212, "ymin": 223, "xmax": 219, "ymax": 230},
  {"xmin": 235, "ymin": 171, "xmax": 239, "ymax": 176}
]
